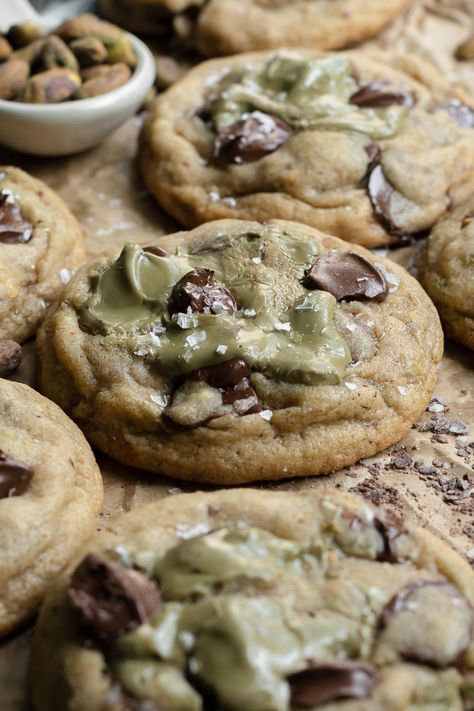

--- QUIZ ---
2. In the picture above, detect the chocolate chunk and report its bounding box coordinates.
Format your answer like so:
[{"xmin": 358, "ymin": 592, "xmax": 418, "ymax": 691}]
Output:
[
  {"xmin": 350, "ymin": 81, "xmax": 415, "ymax": 108},
  {"xmin": 143, "ymin": 245, "xmax": 167, "ymax": 257},
  {"xmin": 215, "ymin": 110, "xmax": 293, "ymax": 164},
  {"xmin": 303, "ymin": 251, "xmax": 388, "ymax": 302},
  {"xmin": 0, "ymin": 339, "xmax": 22, "ymax": 377},
  {"xmin": 374, "ymin": 511, "xmax": 403, "ymax": 562},
  {"xmin": 367, "ymin": 164, "xmax": 411, "ymax": 242},
  {"xmin": 379, "ymin": 580, "xmax": 473, "ymax": 667},
  {"xmin": 0, "ymin": 190, "xmax": 33, "ymax": 244},
  {"xmin": 192, "ymin": 358, "xmax": 250, "ymax": 388},
  {"xmin": 0, "ymin": 450, "xmax": 34, "ymax": 498},
  {"xmin": 169, "ymin": 269, "xmax": 236, "ymax": 316},
  {"xmin": 438, "ymin": 100, "xmax": 474, "ymax": 129},
  {"xmin": 222, "ymin": 380, "xmax": 261, "ymax": 415},
  {"xmin": 68, "ymin": 554, "xmax": 162, "ymax": 644},
  {"xmin": 288, "ymin": 660, "xmax": 376, "ymax": 707}
]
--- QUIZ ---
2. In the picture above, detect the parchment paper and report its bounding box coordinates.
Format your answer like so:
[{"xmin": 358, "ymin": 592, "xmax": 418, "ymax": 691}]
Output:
[{"xmin": 1, "ymin": 1, "xmax": 474, "ymax": 707}]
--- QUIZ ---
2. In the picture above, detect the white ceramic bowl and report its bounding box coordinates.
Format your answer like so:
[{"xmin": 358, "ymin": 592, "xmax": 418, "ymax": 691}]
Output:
[{"xmin": 0, "ymin": 34, "xmax": 156, "ymax": 156}]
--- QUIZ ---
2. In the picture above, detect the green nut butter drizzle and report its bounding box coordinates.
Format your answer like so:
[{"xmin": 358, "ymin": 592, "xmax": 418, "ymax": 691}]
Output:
[
  {"xmin": 112, "ymin": 527, "xmax": 365, "ymax": 711},
  {"xmin": 213, "ymin": 54, "xmax": 408, "ymax": 139},
  {"xmin": 79, "ymin": 227, "xmax": 350, "ymax": 385}
]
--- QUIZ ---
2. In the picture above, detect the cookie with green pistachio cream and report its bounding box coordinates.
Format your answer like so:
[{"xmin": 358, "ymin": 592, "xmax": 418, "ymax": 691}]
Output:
[
  {"xmin": 0, "ymin": 378, "xmax": 103, "ymax": 637},
  {"xmin": 0, "ymin": 166, "xmax": 86, "ymax": 344},
  {"xmin": 98, "ymin": 0, "xmax": 409, "ymax": 53},
  {"xmin": 418, "ymin": 195, "xmax": 474, "ymax": 352},
  {"xmin": 30, "ymin": 488, "xmax": 474, "ymax": 711},
  {"xmin": 37, "ymin": 219, "xmax": 442, "ymax": 484},
  {"xmin": 139, "ymin": 50, "xmax": 474, "ymax": 248}
]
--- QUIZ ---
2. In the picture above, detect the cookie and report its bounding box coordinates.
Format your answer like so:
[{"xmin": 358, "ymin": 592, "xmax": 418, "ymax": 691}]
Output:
[
  {"xmin": 0, "ymin": 166, "xmax": 86, "ymax": 343},
  {"xmin": 98, "ymin": 0, "xmax": 410, "ymax": 54},
  {"xmin": 30, "ymin": 487, "xmax": 474, "ymax": 711},
  {"xmin": 139, "ymin": 50, "xmax": 474, "ymax": 248},
  {"xmin": 418, "ymin": 196, "xmax": 474, "ymax": 351},
  {"xmin": 0, "ymin": 378, "xmax": 103, "ymax": 636},
  {"xmin": 36, "ymin": 219, "xmax": 443, "ymax": 484}
]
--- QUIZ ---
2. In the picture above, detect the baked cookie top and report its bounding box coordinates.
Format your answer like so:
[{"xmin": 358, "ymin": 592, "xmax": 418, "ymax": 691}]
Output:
[
  {"xmin": 419, "ymin": 196, "xmax": 474, "ymax": 351},
  {"xmin": 37, "ymin": 219, "xmax": 442, "ymax": 483},
  {"xmin": 0, "ymin": 378, "xmax": 103, "ymax": 636},
  {"xmin": 98, "ymin": 0, "xmax": 410, "ymax": 54},
  {"xmin": 31, "ymin": 488, "xmax": 474, "ymax": 711},
  {"xmin": 139, "ymin": 50, "xmax": 474, "ymax": 248},
  {"xmin": 0, "ymin": 166, "xmax": 86, "ymax": 343}
]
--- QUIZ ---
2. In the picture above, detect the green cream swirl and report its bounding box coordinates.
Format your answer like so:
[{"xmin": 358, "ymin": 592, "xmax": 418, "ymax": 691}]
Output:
[
  {"xmin": 79, "ymin": 229, "xmax": 351, "ymax": 385},
  {"xmin": 213, "ymin": 54, "xmax": 408, "ymax": 139}
]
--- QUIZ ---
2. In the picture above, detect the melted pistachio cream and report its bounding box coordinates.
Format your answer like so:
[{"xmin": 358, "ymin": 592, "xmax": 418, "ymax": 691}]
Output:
[
  {"xmin": 79, "ymin": 228, "xmax": 350, "ymax": 385},
  {"xmin": 213, "ymin": 54, "xmax": 408, "ymax": 139},
  {"xmin": 112, "ymin": 528, "xmax": 365, "ymax": 711}
]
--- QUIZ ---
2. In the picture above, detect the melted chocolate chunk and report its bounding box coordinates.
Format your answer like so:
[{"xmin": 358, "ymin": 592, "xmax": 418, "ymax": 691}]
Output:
[
  {"xmin": 222, "ymin": 381, "xmax": 261, "ymax": 415},
  {"xmin": 367, "ymin": 164, "xmax": 410, "ymax": 242},
  {"xmin": 303, "ymin": 252, "xmax": 388, "ymax": 302},
  {"xmin": 374, "ymin": 512, "xmax": 403, "ymax": 563},
  {"xmin": 379, "ymin": 580, "xmax": 473, "ymax": 667},
  {"xmin": 438, "ymin": 100, "xmax": 474, "ymax": 129},
  {"xmin": 350, "ymin": 81, "xmax": 415, "ymax": 108},
  {"xmin": 0, "ymin": 450, "xmax": 34, "ymax": 499},
  {"xmin": 143, "ymin": 245, "xmax": 167, "ymax": 257},
  {"xmin": 68, "ymin": 554, "xmax": 162, "ymax": 644},
  {"xmin": 0, "ymin": 339, "xmax": 22, "ymax": 378},
  {"xmin": 169, "ymin": 269, "xmax": 237, "ymax": 316},
  {"xmin": 215, "ymin": 110, "xmax": 293, "ymax": 164},
  {"xmin": 192, "ymin": 358, "xmax": 250, "ymax": 387},
  {"xmin": 288, "ymin": 660, "xmax": 376, "ymax": 707},
  {"xmin": 0, "ymin": 191, "xmax": 33, "ymax": 244}
]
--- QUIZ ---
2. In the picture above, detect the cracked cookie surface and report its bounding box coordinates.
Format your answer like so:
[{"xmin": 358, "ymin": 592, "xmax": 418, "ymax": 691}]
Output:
[
  {"xmin": 0, "ymin": 378, "xmax": 103, "ymax": 637},
  {"xmin": 37, "ymin": 219, "xmax": 442, "ymax": 484},
  {"xmin": 98, "ymin": 0, "xmax": 410, "ymax": 54},
  {"xmin": 0, "ymin": 166, "xmax": 86, "ymax": 343},
  {"xmin": 31, "ymin": 488, "xmax": 474, "ymax": 711},
  {"xmin": 419, "ymin": 196, "xmax": 474, "ymax": 351},
  {"xmin": 139, "ymin": 50, "xmax": 474, "ymax": 248}
]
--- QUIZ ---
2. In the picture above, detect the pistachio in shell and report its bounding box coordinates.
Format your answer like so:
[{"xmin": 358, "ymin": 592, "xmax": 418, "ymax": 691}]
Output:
[
  {"xmin": 21, "ymin": 67, "xmax": 81, "ymax": 103},
  {"xmin": 77, "ymin": 63, "xmax": 131, "ymax": 98},
  {"xmin": 56, "ymin": 13, "xmax": 122, "ymax": 47},
  {"xmin": 6, "ymin": 21, "xmax": 44, "ymax": 49},
  {"xmin": 0, "ymin": 36, "xmax": 13, "ymax": 62},
  {"xmin": 39, "ymin": 35, "xmax": 79, "ymax": 72},
  {"xmin": 0, "ymin": 59, "xmax": 30, "ymax": 100},
  {"xmin": 106, "ymin": 34, "xmax": 137, "ymax": 68},
  {"xmin": 70, "ymin": 37, "xmax": 107, "ymax": 67}
]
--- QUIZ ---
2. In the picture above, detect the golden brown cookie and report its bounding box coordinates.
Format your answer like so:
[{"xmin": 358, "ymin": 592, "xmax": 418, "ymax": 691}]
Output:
[
  {"xmin": 0, "ymin": 166, "xmax": 86, "ymax": 343},
  {"xmin": 37, "ymin": 219, "xmax": 443, "ymax": 484},
  {"xmin": 139, "ymin": 50, "xmax": 474, "ymax": 248},
  {"xmin": 99, "ymin": 0, "xmax": 410, "ymax": 54},
  {"xmin": 419, "ymin": 196, "xmax": 474, "ymax": 351},
  {"xmin": 31, "ymin": 488, "xmax": 474, "ymax": 711},
  {"xmin": 0, "ymin": 378, "xmax": 103, "ymax": 637}
]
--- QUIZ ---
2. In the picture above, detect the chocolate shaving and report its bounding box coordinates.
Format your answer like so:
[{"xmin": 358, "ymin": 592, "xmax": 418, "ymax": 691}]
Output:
[
  {"xmin": 169, "ymin": 269, "xmax": 236, "ymax": 316},
  {"xmin": 68, "ymin": 554, "xmax": 162, "ymax": 644},
  {"xmin": 288, "ymin": 660, "xmax": 376, "ymax": 707},
  {"xmin": 350, "ymin": 81, "xmax": 415, "ymax": 108},
  {"xmin": 0, "ymin": 190, "xmax": 33, "ymax": 244},
  {"xmin": 367, "ymin": 164, "xmax": 411, "ymax": 243},
  {"xmin": 143, "ymin": 245, "xmax": 167, "ymax": 257},
  {"xmin": 215, "ymin": 110, "xmax": 293, "ymax": 164},
  {"xmin": 303, "ymin": 251, "xmax": 388, "ymax": 302},
  {"xmin": 0, "ymin": 339, "xmax": 22, "ymax": 377},
  {"xmin": 0, "ymin": 450, "xmax": 34, "ymax": 499}
]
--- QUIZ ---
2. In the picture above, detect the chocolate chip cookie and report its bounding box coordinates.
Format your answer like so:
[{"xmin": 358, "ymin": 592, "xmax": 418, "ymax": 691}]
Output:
[
  {"xmin": 0, "ymin": 166, "xmax": 86, "ymax": 343},
  {"xmin": 419, "ymin": 196, "xmax": 474, "ymax": 351},
  {"xmin": 0, "ymin": 378, "xmax": 103, "ymax": 637},
  {"xmin": 98, "ymin": 0, "xmax": 410, "ymax": 55},
  {"xmin": 139, "ymin": 50, "xmax": 474, "ymax": 248},
  {"xmin": 30, "ymin": 488, "xmax": 474, "ymax": 710},
  {"xmin": 37, "ymin": 219, "xmax": 443, "ymax": 484}
]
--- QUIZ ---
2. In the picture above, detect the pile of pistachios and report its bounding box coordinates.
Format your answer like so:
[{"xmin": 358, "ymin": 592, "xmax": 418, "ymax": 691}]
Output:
[{"xmin": 0, "ymin": 13, "xmax": 137, "ymax": 104}]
